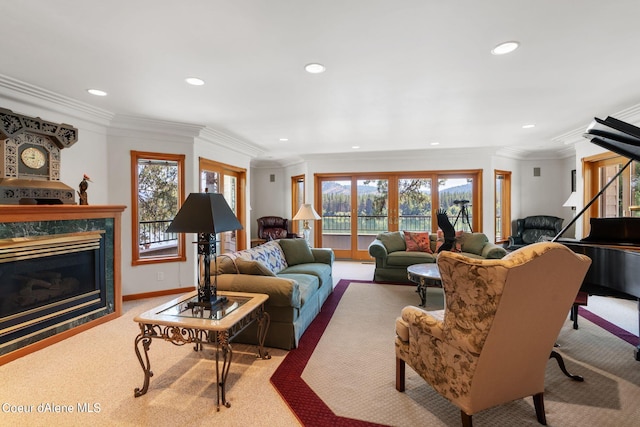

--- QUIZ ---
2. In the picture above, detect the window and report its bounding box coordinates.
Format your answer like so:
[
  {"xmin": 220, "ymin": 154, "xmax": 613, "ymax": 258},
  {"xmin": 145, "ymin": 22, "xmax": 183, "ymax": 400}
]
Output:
[
  {"xmin": 131, "ymin": 151, "xmax": 186, "ymax": 265},
  {"xmin": 494, "ymin": 170, "xmax": 512, "ymax": 242},
  {"xmin": 316, "ymin": 170, "xmax": 482, "ymax": 259},
  {"xmin": 199, "ymin": 157, "xmax": 247, "ymax": 253},
  {"xmin": 291, "ymin": 175, "xmax": 305, "ymax": 235},
  {"xmin": 584, "ymin": 153, "xmax": 640, "ymax": 227}
]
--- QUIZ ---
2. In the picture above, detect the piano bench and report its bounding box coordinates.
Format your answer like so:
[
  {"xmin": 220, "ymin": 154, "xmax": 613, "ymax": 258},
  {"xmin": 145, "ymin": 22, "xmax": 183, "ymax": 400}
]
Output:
[{"xmin": 570, "ymin": 291, "xmax": 589, "ymax": 330}]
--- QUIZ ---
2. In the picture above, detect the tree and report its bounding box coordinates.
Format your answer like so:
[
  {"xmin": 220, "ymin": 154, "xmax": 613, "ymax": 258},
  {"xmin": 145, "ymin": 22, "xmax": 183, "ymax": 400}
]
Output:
[
  {"xmin": 138, "ymin": 162, "xmax": 179, "ymax": 222},
  {"xmin": 363, "ymin": 179, "xmax": 432, "ymax": 216}
]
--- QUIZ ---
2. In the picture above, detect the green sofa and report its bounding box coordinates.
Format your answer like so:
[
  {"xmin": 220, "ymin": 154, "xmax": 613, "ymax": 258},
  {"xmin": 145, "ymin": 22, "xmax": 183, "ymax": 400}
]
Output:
[
  {"xmin": 368, "ymin": 231, "xmax": 507, "ymax": 283},
  {"xmin": 214, "ymin": 239, "xmax": 334, "ymax": 350}
]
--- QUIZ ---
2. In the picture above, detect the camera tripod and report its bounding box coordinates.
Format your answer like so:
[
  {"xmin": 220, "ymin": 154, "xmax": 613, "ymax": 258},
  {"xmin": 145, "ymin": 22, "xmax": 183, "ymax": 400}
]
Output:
[{"xmin": 452, "ymin": 200, "xmax": 473, "ymax": 232}]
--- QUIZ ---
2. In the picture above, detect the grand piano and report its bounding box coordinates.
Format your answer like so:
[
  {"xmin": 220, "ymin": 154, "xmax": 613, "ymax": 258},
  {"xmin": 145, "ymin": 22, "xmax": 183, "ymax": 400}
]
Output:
[{"xmin": 553, "ymin": 116, "xmax": 640, "ymax": 361}]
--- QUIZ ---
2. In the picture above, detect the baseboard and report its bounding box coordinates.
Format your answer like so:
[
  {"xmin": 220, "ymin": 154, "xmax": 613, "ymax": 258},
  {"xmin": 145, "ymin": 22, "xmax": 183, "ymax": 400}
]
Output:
[{"xmin": 123, "ymin": 287, "xmax": 189, "ymax": 301}]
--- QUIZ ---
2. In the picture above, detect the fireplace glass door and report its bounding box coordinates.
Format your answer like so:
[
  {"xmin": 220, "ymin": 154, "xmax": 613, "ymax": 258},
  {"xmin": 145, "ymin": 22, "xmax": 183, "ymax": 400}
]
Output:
[{"xmin": 0, "ymin": 232, "xmax": 107, "ymax": 355}]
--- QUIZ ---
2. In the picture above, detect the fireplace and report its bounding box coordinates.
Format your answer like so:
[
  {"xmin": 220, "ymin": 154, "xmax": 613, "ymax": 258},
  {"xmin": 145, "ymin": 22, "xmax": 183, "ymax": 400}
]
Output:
[
  {"xmin": 0, "ymin": 205, "xmax": 125, "ymax": 364},
  {"xmin": 1, "ymin": 232, "xmax": 108, "ymax": 354}
]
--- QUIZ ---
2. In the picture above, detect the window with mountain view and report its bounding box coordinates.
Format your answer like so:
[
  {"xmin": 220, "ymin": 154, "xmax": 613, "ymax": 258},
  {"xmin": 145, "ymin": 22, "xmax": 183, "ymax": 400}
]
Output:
[{"xmin": 316, "ymin": 171, "xmax": 481, "ymax": 259}]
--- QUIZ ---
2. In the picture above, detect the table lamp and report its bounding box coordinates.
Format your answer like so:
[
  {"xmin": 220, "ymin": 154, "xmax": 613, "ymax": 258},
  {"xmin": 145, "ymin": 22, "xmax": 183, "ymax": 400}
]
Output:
[
  {"xmin": 293, "ymin": 203, "xmax": 321, "ymax": 244},
  {"xmin": 166, "ymin": 192, "xmax": 243, "ymax": 309},
  {"xmin": 563, "ymin": 191, "xmax": 580, "ymax": 211}
]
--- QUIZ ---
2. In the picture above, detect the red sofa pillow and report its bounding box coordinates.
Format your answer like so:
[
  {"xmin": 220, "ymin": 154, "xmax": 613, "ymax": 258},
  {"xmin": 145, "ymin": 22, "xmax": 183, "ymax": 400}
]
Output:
[{"xmin": 403, "ymin": 231, "xmax": 433, "ymax": 253}]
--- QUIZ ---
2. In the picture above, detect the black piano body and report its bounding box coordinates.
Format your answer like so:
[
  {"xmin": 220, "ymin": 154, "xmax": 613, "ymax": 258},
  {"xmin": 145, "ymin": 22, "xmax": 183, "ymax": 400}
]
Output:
[
  {"xmin": 559, "ymin": 217, "xmax": 640, "ymax": 360},
  {"xmin": 552, "ymin": 116, "xmax": 640, "ymax": 361}
]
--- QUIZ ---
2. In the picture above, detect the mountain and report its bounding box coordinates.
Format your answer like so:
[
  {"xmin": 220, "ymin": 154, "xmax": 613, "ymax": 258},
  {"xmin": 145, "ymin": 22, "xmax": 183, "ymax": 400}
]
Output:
[
  {"xmin": 439, "ymin": 183, "xmax": 472, "ymax": 195},
  {"xmin": 321, "ymin": 181, "xmax": 379, "ymax": 195}
]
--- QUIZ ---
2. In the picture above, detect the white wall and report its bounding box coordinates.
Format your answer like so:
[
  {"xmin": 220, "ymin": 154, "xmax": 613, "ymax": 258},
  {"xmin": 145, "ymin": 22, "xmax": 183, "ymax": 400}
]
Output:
[
  {"xmin": 253, "ymin": 148, "xmax": 577, "ymax": 245},
  {"xmin": 0, "ymin": 92, "xmax": 112, "ymax": 204},
  {"xmin": 1, "ymin": 84, "xmax": 259, "ymax": 297},
  {"xmin": 516, "ymin": 157, "xmax": 572, "ymax": 219},
  {"xmin": 251, "ymin": 167, "xmax": 290, "ymax": 238},
  {"xmin": 107, "ymin": 121, "xmax": 198, "ymax": 296},
  {"xmin": 0, "ymin": 79, "xmax": 583, "ymax": 297},
  {"xmin": 106, "ymin": 120, "xmax": 258, "ymax": 296},
  {"xmin": 251, "ymin": 161, "xmax": 313, "ymax": 239}
]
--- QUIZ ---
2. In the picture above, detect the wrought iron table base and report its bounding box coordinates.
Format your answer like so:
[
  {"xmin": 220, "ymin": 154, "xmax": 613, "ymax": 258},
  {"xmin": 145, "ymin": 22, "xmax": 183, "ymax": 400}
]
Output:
[
  {"xmin": 414, "ymin": 278, "xmax": 442, "ymax": 307},
  {"xmin": 134, "ymin": 312, "xmax": 271, "ymax": 410}
]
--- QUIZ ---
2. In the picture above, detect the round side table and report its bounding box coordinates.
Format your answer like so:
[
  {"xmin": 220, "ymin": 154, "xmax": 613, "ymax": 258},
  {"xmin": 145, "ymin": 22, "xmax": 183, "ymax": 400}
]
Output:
[{"xmin": 406, "ymin": 263, "xmax": 441, "ymax": 307}]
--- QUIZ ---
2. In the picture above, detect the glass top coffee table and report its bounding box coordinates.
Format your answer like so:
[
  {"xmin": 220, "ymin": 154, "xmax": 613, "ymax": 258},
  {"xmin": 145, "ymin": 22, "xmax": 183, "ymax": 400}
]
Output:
[
  {"xmin": 406, "ymin": 263, "xmax": 442, "ymax": 307},
  {"xmin": 133, "ymin": 290, "xmax": 270, "ymax": 410}
]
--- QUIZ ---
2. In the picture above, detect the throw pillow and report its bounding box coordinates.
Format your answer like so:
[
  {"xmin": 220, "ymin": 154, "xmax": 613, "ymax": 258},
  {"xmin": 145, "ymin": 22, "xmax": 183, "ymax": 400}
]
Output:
[
  {"xmin": 458, "ymin": 232, "xmax": 488, "ymax": 255},
  {"xmin": 403, "ymin": 231, "xmax": 433, "ymax": 253},
  {"xmin": 235, "ymin": 259, "xmax": 276, "ymax": 276},
  {"xmin": 377, "ymin": 231, "xmax": 406, "ymax": 253},
  {"xmin": 214, "ymin": 255, "xmax": 238, "ymax": 275},
  {"xmin": 277, "ymin": 238, "xmax": 315, "ymax": 265}
]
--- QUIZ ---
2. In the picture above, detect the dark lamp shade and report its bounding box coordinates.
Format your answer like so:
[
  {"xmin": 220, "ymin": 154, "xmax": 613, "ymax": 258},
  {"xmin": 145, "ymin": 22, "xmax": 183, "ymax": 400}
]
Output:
[{"xmin": 166, "ymin": 193, "xmax": 243, "ymax": 234}]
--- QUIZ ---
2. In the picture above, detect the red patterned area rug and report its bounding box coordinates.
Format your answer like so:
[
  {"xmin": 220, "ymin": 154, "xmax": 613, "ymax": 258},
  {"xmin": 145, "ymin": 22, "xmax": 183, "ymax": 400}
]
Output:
[
  {"xmin": 270, "ymin": 279, "xmax": 640, "ymax": 427},
  {"xmin": 270, "ymin": 279, "xmax": 385, "ymax": 427}
]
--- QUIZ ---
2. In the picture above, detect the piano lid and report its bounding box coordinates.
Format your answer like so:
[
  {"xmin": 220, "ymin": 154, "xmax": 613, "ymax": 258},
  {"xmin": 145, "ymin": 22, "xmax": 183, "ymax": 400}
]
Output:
[
  {"xmin": 584, "ymin": 116, "xmax": 640, "ymax": 161},
  {"xmin": 553, "ymin": 116, "xmax": 640, "ymax": 242}
]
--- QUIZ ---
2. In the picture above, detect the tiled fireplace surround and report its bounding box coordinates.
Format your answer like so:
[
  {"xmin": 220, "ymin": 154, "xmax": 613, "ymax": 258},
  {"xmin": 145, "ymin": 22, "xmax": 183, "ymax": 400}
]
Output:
[{"xmin": 0, "ymin": 205, "xmax": 125, "ymax": 365}]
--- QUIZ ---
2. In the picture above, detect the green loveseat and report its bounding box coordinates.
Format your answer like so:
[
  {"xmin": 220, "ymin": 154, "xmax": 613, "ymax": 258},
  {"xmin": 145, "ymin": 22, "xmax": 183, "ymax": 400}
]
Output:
[
  {"xmin": 368, "ymin": 231, "xmax": 507, "ymax": 283},
  {"xmin": 214, "ymin": 239, "xmax": 334, "ymax": 350}
]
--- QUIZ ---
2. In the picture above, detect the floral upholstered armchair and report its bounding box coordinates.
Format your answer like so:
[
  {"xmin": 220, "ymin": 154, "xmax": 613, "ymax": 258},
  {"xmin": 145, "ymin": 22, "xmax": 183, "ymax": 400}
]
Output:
[{"xmin": 395, "ymin": 242, "xmax": 591, "ymax": 426}]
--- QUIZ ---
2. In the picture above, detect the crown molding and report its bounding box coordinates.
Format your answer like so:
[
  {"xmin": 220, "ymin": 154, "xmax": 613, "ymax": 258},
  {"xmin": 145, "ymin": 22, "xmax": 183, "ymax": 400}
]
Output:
[
  {"xmin": 496, "ymin": 144, "xmax": 574, "ymax": 160},
  {"xmin": 198, "ymin": 127, "xmax": 263, "ymax": 158},
  {"xmin": 108, "ymin": 115, "xmax": 264, "ymax": 155},
  {"xmin": 552, "ymin": 102, "xmax": 640, "ymax": 146},
  {"xmin": 251, "ymin": 156, "xmax": 305, "ymax": 169},
  {"xmin": 108, "ymin": 114, "xmax": 204, "ymax": 142},
  {"xmin": 0, "ymin": 74, "xmax": 114, "ymax": 126}
]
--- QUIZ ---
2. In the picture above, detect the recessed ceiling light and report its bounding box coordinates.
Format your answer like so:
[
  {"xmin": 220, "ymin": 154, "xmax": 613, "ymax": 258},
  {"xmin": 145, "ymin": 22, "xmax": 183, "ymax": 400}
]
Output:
[
  {"xmin": 185, "ymin": 77, "xmax": 205, "ymax": 86},
  {"xmin": 522, "ymin": 124, "xmax": 536, "ymax": 129},
  {"xmin": 279, "ymin": 138, "xmax": 289, "ymax": 142},
  {"xmin": 491, "ymin": 41, "xmax": 520, "ymax": 55},
  {"xmin": 430, "ymin": 142, "xmax": 440, "ymax": 146},
  {"xmin": 352, "ymin": 146, "xmax": 360, "ymax": 149},
  {"xmin": 305, "ymin": 63, "xmax": 326, "ymax": 74},
  {"xmin": 87, "ymin": 89, "xmax": 107, "ymax": 96}
]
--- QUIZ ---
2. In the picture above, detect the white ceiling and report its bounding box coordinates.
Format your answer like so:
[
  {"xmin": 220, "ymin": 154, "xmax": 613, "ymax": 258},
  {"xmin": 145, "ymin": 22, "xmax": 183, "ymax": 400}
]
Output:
[{"xmin": 2, "ymin": 1, "xmax": 640, "ymax": 165}]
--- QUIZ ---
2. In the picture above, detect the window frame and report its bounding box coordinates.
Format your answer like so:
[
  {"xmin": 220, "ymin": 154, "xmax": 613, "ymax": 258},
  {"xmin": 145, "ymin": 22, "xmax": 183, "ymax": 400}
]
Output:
[
  {"xmin": 494, "ymin": 170, "xmax": 512, "ymax": 243},
  {"xmin": 291, "ymin": 174, "xmax": 305, "ymax": 235},
  {"xmin": 130, "ymin": 150, "xmax": 186, "ymax": 266},
  {"xmin": 198, "ymin": 157, "xmax": 247, "ymax": 252},
  {"xmin": 583, "ymin": 152, "xmax": 639, "ymax": 231},
  {"xmin": 314, "ymin": 169, "xmax": 483, "ymax": 260}
]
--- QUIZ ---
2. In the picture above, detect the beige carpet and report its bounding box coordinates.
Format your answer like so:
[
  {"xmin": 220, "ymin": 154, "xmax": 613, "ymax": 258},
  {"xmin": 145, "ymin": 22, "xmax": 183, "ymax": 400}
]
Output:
[
  {"xmin": 1, "ymin": 281, "xmax": 639, "ymax": 426},
  {"xmin": 301, "ymin": 282, "xmax": 640, "ymax": 426},
  {"xmin": 0, "ymin": 296, "xmax": 300, "ymax": 427}
]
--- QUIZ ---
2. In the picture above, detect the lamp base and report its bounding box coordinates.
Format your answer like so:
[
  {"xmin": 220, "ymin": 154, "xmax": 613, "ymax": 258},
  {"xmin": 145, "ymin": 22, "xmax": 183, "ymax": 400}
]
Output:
[{"xmin": 187, "ymin": 295, "xmax": 229, "ymax": 310}]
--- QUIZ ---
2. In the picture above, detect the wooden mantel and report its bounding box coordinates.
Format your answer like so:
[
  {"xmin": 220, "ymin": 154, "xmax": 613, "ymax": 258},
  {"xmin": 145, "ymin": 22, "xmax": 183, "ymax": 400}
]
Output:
[
  {"xmin": 0, "ymin": 204, "xmax": 126, "ymax": 365},
  {"xmin": 0, "ymin": 204, "xmax": 126, "ymax": 222}
]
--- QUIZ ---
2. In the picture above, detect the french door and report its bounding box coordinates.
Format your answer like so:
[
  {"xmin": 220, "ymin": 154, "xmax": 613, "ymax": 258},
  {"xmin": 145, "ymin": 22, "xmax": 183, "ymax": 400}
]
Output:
[
  {"xmin": 584, "ymin": 154, "xmax": 640, "ymax": 226},
  {"xmin": 318, "ymin": 176, "xmax": 389, "ymax": 260},
  {"xmin": 316, "ymin": 171, "xmax": 481, "ymax": 260},
  {"xmin": 199, "ymin": 158, "xmax": 247, "ymax": 253}
]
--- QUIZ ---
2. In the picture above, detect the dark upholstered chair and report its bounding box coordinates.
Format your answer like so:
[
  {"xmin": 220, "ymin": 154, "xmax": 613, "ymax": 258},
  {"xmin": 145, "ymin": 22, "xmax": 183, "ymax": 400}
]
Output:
[
  {"xmin": 257, "ymin": 216, "xmax": 298, "ymax": 241},
  {"xmin": 506, "ymin": 215, "xmax": 563, "ymax": 250}
]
